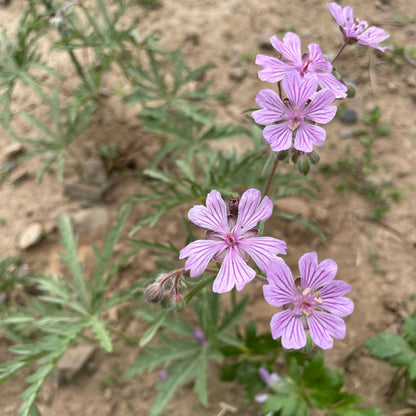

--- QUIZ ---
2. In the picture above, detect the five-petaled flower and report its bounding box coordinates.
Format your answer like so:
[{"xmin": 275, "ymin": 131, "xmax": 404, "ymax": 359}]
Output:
[
  {"xmin": 179, "ymin": 189, "xmax": 287, "ymax": 294},
  {"xmin": 252, "ymin": 74, "xmax": 337, "ymax": 153},
  {"xmin": 263, "ymin": 253, "xmax": 354, "ymax": 350},
  {"xmin": 327, "ymin": 2, "xmax": 389, "ymax": 51},
  {"xmin": 256, "ymin": 32, "xmax": 347, "ymax": 99}
]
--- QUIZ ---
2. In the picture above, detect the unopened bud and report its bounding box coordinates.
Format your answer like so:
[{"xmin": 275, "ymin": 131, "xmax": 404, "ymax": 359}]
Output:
[
  {"xmin": 277, "ymin": 149, "xmax": 289, "ymax": 161},
  {"xmin": 307, "ymin": 150, "xmax": 320, "ymax": 165},
  {"xmin": 170, "ymin": 293, "xmax": 185, "ymax": 312},
  {"xmin": 144, "ymin": 283, "xmax": 164, "ymax": 303},
  {"xmin": 160, "ymin": 292, "xmax": 172, "ymax": 309},
  {"xmin": 297, "ymin": 157, "xmax": 310, "ymax": 176},
  {"xmin": 346, "ymin": 84, "xmax": 356, "ymax": 98},
  {"xmin": 229, "ymin": 196, "xmax": 239, "ymax": 218}
]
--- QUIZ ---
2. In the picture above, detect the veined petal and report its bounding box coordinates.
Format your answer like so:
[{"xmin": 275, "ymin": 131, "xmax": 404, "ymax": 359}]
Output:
[
  {"xmin": 256, "ymin": 55, "xmax": 293, "ymax": 83},
  {"xmin": 239, "ymin": 236, "xmax": 287, "ymax": 273},
  {"xmin": 270, "ymin": 310, "xmax": 306, "ymax": 349},
  {"xmin": 316, "ymin": 72, "xmax": 347, "ymax": 99},
  {"xmin": 235, "ymin": 189, "xmax": 273, "ymax": 231},
  {"xmin": 322, "ymin": 296, "xmax": 354, "ymax": 317},
  {"xmin": 283, "ymin": 73, "xmax": 318, "ymax": 108},
  {"xmin": 308, "ymin": 312, "xmax": 346, "ymax": 349},
  {"xmin": 188, "ymin": 189, "xmax": 228, "ymax": 233},
  {"xmin": 327, "ymin": 2, "xmax": 345, "ymax": 27},
  {"xmin": 212, "ymin": 246, "xmax": 255, "ymax": 293},
  {"xmin": 299, "ymin": 252, "xmax": 337, "ymax": 290},
  {"xmin": 320, "ymin": 280, "xmax": 352, "ymax": 298},
  {"xmin": 342, "ymin": 6, "xmax": 355, "ymax": 29},
  {"xmin": 357, "ymin": 27, "xmax": 389, "ymax": 50},
  {"xmin": 264, "ymin": 257, "xmax": 297, "ymax": 305},
  {"xmin": 253, "ymin": 89, "xmax": 287, "ymax": 124},
  {"xmin": 294, "ymin": 123, "xmax": 326, "ymax": 152},
  {"xmin": 307, "ymin": 43, "xmax": 332, "ymax": 73},
  {"xmin": 180, "ymin": 239, "xmax": 226, "ymax": 277},
  {"xmin": 263, "ymin": 123, "xmax": 293, "ymax": 152},
  {"xmin": 305, "ymin": 89, "xmax": 337, "ymax": 124},
  {"xmin": 270, "ymin": 33, "xmax": 302, "ymax": 66}
]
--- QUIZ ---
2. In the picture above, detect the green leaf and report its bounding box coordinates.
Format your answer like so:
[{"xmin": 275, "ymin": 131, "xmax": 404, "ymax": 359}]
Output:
[
  {"xmin": 365, "ymin": 332, "xmax": 416, "ymax": 366},
  {"xmin": 139, "ymin": 310, "xmax": 168, "ymax": 347},
  {"xmin": 58, "ymin": 216, "xmax": 89, "ymax": 307},
  {"xmin": 151, "ymin": 351, "xmax": 206, "ymax": 416},
  {"xmin": 90, "ymin": 316, "xmax": 112, "ymax": 352}
]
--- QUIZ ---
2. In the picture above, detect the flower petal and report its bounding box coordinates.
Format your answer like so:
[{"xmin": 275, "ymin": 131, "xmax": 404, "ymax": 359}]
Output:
[
  {"xmin": 239, "ymin": 236, "xmax": 287, "ymax": 273},
  {"xmin": 307, "ymin": 43, "xmax": 332, "ymax": 73},
  {"xmin": 270, "ymin": 309, "xmax": 306, "ymax": 349},
  {"xmin": 322, "ymin": 296, "xmax": 354, "ymax": 317},
  {"xmin": 253, "ymin": 89, "xmax": 287, "ymax": 125},
  {"xmin": 299, "ymin": 252, "xmax": 337, "ymax": 290},
  {"xmin": 357, "ymin": 27, "xmax": 389, "ymax": 51},
  {"xmin": 294, "ymin": 123, "xmax": 326, "ymax": 152},
  {"xmin": 180, "ymin": 239, "xmax": 226, "ymax": 277},
  {"xmin": 316, "ymin": 71, "xmax": 347, "ymax": 99},
  {"xmin": 327, "ymin": 2, "xmax": 345, "ymax": 27},
  {"xmin": 263, "ymin": 123, "xmax": 293, "ymax": 152},
  {"xmin": 212, "ymin": 246, "xmax": 255, "ymax": 293},
  {"xmin": 256, "ymin": 54, "xmax": 292, "ymax": 83},
  {"xmin": 308, "ymin": 312, "xmax": 346, "ymax": 349},
  {"xmin": 235, "ymin": 189, "xmax": 273, "ymax": 232},
  {"xmin": 283, "ymin": 73, "xmax": 318, "ymax": 109},
  {"xmin": 188, "ymin": 189, "xmax": 228, "ymax": 233},
  {"xmin": 305, "ymin": 89, "xmax": 337, "ymax": 124},
  {"xmin": 264, "ymin": 257, "xmax": 297, "ymax": 306},
  {"xmin": 320, "ymin": 279, "xmax": 352, "ymax": 298},
  {"xmin": 270, "ymin": 33, "xmax": 302, "ymax": 66}
]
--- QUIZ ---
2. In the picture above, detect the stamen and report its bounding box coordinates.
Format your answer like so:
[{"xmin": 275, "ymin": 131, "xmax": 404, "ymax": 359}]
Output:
[{"xmin": 302, "ymin": 287, "xmax": 311, "ymax": 296}]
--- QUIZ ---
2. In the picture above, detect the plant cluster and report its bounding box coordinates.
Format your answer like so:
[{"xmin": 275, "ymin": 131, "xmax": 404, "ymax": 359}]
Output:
[{"xmin": 0, "ymin": 2, "xmax": 406, "ymax": 416}]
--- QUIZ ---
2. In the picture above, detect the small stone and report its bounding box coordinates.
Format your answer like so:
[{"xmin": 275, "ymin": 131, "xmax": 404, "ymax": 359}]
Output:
[
  {"xmin": 18, "ymin": 223, "xmax": 43, "ymax": 250},
  {"xmin": 83, "ymin": 156, "xmax": 108, "ymax": 186},
  {"xmin": 9, "ymin": 168, "xmax": 30, "ymax": 185},
  {"xmin": 71, "ymin": 206, "xmax": 109, "ymax": 232},
  {"xmin": 121, "ymin": 386, "xmax": 134, "ymax": 399},
  {"xmin": 64, "ymin": 182, "xmax": 108, "ymax": 201},
  {"xmin": 339, "ymin": 129, "xmax": 356, "ymax": 139},
  {"xmin": 387, "ymin": 81, "xmax": 399, "ymax": 92},
  {"xmin": 253, "ymin": 34, "xmax": 274, "ymax": 51},
  {"xmin": 104, "ymin": 388, "xmax": 112, "ymax": 401},
  {"xmin": 229, "ymin": 68, "xmax": 247, "ymax": 82},
  {"xmin": 57, "ymin": 344, "xmax": 97, "ymax": 380},
  {"xmin": 2, "ymin": 143, "xmax": 24, "ymax": 162},
  {"xmin": 339, "ymin": 109, "xmax": 358, "ymax": 125}
]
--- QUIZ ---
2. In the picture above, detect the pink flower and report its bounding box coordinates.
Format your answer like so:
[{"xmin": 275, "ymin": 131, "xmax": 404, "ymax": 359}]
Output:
[
  {"xmin": 256, "ymin": 32, "xmax": 347, "ymax": 99},
  {"xmin": 179, "ymin": 189, "xmax": 287, "ymax": 294},
  {"xmin": 263, "ymin": 253, "xmax": 354, "ymax": 350},
  {"xmin": 252, "ymin": 74, "xmax": 337, "ymax": 153},
  {"xmin": 327, "ymin": 2, "xmax": 389, "ymax": 51}
]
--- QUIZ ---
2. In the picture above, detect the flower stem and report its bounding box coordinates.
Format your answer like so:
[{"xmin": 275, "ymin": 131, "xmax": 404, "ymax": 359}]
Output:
[
  {"xmin": 331, "ymin": 41, "xmax": 348, "ymax": 65},
  {"xmin": 263, "ymin": 156, "xmax": 279, "ymax": 197}
]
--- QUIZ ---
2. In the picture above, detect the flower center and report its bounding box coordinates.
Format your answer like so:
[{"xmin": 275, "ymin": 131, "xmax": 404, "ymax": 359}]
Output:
[
  {"xmin": 293, "ymin": 287, "xmax": 323, "ymax": 317},
  {"xmin": 225, "ymin": 232, "xmax": 238, "ymax": 246}
]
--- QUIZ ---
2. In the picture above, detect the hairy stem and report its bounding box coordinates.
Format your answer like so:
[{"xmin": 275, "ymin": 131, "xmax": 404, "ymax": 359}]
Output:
[
  {"xmin": 331, "ymin": 41, "xmax": 348, "ymax": 65},
  {"xmin": 263, "ymin": 156, "xmax": 279, "ymax": 197}
]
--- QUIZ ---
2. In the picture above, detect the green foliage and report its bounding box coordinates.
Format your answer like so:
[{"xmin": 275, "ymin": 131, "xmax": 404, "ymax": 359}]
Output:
[
  {"xmin": 262, "ymin": 352, "xmax": 385, "ymax": 416},
  {"xmin": 366, "ymin": 313, "xmax": 416, "ymax": 397},
  {"xmin": 0, "ymin": 206, "xmax": 138, "ymax": 416},
  {"xmin": 126, "ymin": 291, "xmax": 247, "ymax": 415},
  {"xmin": 0, "ymin": 254, "xmax": 24, "ymax": 294}
]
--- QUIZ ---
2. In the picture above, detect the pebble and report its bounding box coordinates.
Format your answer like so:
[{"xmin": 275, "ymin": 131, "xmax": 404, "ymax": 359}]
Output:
[
  {"xmin": 339, "ymin": 108, "xmax": 358, "ymax": 124},
  {"xmin": 71, "ymin": 206, "xmax": 109, "ymax": 232},
  {"xmin": 83, "ymin": 156, "xmax": 108, "ymax": 186},
  {"xmin": 57, "ymin": 344, "xmax": 97, "ymax": 380},
  {"xmin": 229, "ymin": 68, "xmax": 247, "ymax": 82},
  {"xmin": 121, "ymin": 386, "xmax": 134, "ymax": 399},
  {"xmin": 18, "ymin": 222, "xmax": 43, "ymax": 250},
  {"xmin": 2, "ymin": 142, "xmax": 24, "ymax": 163}
]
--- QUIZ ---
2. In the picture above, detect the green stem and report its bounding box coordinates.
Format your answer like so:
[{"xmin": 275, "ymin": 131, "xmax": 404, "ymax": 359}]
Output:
[
  {"xmin": 263, "ymin": 155, "xmax": 279, "ymax": 197},
  {"xmin": 41, "ymin": 0, "xmax": 89, "ymax": 88},
  {"xmin": 331, "ymin": 41, "xmax": 348, "ymax": 65},
  {"xmin": 108, "ymin": 325, "xmax": 140, "ymax": 346}
]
